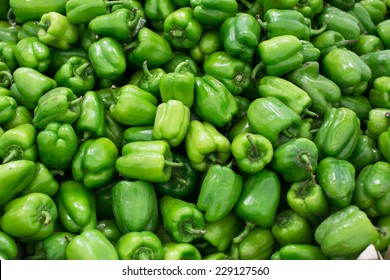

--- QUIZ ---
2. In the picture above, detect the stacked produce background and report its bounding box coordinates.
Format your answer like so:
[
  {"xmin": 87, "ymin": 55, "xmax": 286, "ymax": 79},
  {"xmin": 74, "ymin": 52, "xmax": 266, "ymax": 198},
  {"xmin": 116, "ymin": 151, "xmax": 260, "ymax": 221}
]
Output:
[{"xmin": 0, "ymin": 0, "xmax": 389, "ymax": 260}]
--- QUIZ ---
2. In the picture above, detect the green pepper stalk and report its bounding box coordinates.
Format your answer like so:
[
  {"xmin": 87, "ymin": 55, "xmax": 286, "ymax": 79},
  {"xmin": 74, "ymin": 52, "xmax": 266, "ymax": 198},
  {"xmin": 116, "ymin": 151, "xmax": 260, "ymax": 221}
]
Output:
[
  {"xmin": 116, "ymin": 231, "xmax": 164, "ymax": 260},
  {"xmin": 138, "ymin": 60, "xmax": 166, "ymax": 99}
]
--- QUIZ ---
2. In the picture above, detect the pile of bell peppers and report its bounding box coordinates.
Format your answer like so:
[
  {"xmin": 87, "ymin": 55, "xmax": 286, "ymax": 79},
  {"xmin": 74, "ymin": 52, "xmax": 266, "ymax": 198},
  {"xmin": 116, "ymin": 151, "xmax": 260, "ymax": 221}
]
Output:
[{"xmin": 0, "ymin": 0, "xmax": 390, "ymax": 261}]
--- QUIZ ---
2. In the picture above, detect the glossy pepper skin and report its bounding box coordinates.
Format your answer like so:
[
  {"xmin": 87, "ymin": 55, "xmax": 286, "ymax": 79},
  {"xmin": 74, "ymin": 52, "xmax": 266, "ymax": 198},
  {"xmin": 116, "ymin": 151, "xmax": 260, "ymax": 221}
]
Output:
[
  {"xmin": 112, "ymin": 180, "xmax": 158, "ymax": 233},
  {"xmin": 272, "ymin": 244, "xmax": 328, "ymax": 260},
  {"xmin": 366, "ymin": 108, "xmax": 390, "ymax": 140},
  {"xmin": 0, "ymin": 193, "xmax": 58, "ymax": 242},
  {"xmin": 0, "ymin": 22, "xmax": 20, "ymax": 43},
  {"xmin": 369, "ymin": 76, "xmax": 390, "ymax": 109},
  {"xmin": 66, "ymin": 229, "xmax": 119, "ymax": 260},
  {"xmin": 360, "ymin": 50, "xmax": 390, "ymax": 82},
  {"xmin": 219, "ymin": 12, "xmax": 261, "ymax": 61},
  {"xmin": 144, "ymin": 0, "xmax": 176, "ymax": 32},
  {"xmin": 72, "ymin": 137, "xmax": 118, "ymax": 190},
  {"xmin": 185, "ymin": 120, "xmax": 231, "ymax": 172},
  {"xmin": 377, "ymin": 19, "xmax": 390, "ymax": 48},
  {"xmin": 314, "ymin": 107, "xmax": 360, "ymax": 160},
  {"xmin": 26, "ymin": 232, "xmax": 75, "ymax": 260},
  {"xmin": 334, "ymin": 95, "xmax": 373, "ymax": 122},
  {"xmin": 315, "ymin": 205, "xmax": 379, "ymax": 259},
  {"xmin": 17, "ymin": 20, "xmax": 41, "ymax": 40},
  {"xmin": 123, "ymin": 126, "xmax": 154, "ymax": 143},
  {"xmin": 32, "ymin": 87, "xmax": 82, "ymax": 130},
  {"xmin": 0, "ymin": 41, "xmax": 18, "ymax": 71},
  {"xmin": 348, "ymin": 2, "xmax": 377, "ymax": 35},
  {"xmin": 197, "ymin": 163, "xmax": 243, "ymax": 223},
  {"xmin": 96, "ymin": 219, "xmax": 122, "ymax": 246},
  {"xmin": 311, "ymin": 30, "xmax": 356, "ymax": 60},
  {"xmin": 203, "ymin": 51, "xmax": 252, "ymax": 95},
  {"xmin": 138, "ymin": 61, "xmax": 166, "ymax": 99},
  {"xmin": 231, "ymin": 132, "xmax": 273, "ymax": 174},
  {"xmin": 190, "ymin": 0, "xmax": 238, "ymax": 27},
  {"xmin": 65, "ymin": 0, "xmax": 121, "ymax": 25},
  {"xmin": 0, "ymin": 123, "xmax": 37, "ymax": 163},
  {"xmin": 360, "ymin": 0, "xmax": 387, "ymax": 25},
  {"xmin": 55, "ymin": 180, "xmax": 97, "ymax": 233},
  {"xmin": 14, "ymin": 37, "xmax": 50, "ymax": 73},
  {"xmin": 189, "ymin": 29, "xmax": 222, "ymax": 63},
  {"xmin": 0, "ymin": 231, "xmax": 18, "ymax": 260},
  {"xmin": 116, "ymin": 231, "xmax": 164, "ymax": 260},
  {"xmin": 353, "ymin": 161, "xmax": 390, "ymax": 218},
  {"xmin": 36, "ymin": 123, "xmax": 78, "ymax": 170},
  {"xmin": 153, "ymin": 100, "xmax": 190, "ymax": 147},
  {"xmin": 293, "ymin": 0, "xmax": 323, "ymax": 19},
  {"xmin": 349, "ymin": 135, "xmax": 383, "ymax": 173},
  {"xmin": 116, "ymin": 140, "xmax": 182, "ymax": 183},
  {"xmin": 379, "ymin": 128, "xmax": 390, "ymax": 162},
  {"xmin": 163, "ymin": 242, "xmax": 202, "ymax": 260},
  {"xmin": 194, "ymin": 75, "xmax": 238, "ymax": 127},
  {"xmin": 0, "ymin": 160, "xmax": 36, "ymax": 206},
  {"xmin": 0, "ymin": 95, "xmax": 17, "ymax": 124},
  {"xmin": 160, "ymin": 195, "xmax": 206, "ymax": 243},
  {"xmin": 109, "ymin": 85, "xmax": 158, "ymax": 126}
]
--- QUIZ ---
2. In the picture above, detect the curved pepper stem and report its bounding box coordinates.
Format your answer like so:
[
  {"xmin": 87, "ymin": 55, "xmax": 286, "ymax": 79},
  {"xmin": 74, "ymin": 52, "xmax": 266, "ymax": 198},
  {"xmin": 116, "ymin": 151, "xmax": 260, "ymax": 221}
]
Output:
[
  {"xmin": 6, "ymin": 8, "xmax": 16, "ymax": 27},
  {"xmin": 310, "ymin": 23, "xmax": 327, "ymax": 36},
  {"xmin": 74, "ymin": 62, "xmax": 94, "ymax": 79},
  {"xmin": 232, "ymin": 222, "xmax": 256, "ymax": 244},
  {"xmin": 303, "ymin": 108, "xmax": 319, "ymax": 118},
  {"xmin": 183, "ymin": 223, "xmax": 206, "ymax": 237},
  {"xmin": 104, "ymin": 0, "xmax": 124, "ymax": 8},
  {"xmin": 246, "ymin": 134, "xmax": 261, "ymax": 162},
  {"xmin": 300, "ymin": 153, "xmax": 316, "ymax": 185},
  {"xmin": 40, "ymin": 210, "xmax": 52, "ymax": 226},
  {"xmin": 251, "ymin": 61, "xmax": 265, "ymax": 81},
  {"xmin": 164, "ymin": 160, "xmax": 184, "ymax": 168},
  {"xmin": 128, "ymin": 8, "xmax": 145, "ymax": 40},
  {"xmin": 50, "ymin": 169, "xmax": 65, "ymax": 177},
  {"xmin": 2, "ymin": 147, "xmax": 22, "ymax": 164},
  {"xmin": 142, "ymin": 60, "xmax": 153, "ymax": 79},
  {"xmin": 255, "ymin": 15, "xmax": 268, "ymax": 31}
]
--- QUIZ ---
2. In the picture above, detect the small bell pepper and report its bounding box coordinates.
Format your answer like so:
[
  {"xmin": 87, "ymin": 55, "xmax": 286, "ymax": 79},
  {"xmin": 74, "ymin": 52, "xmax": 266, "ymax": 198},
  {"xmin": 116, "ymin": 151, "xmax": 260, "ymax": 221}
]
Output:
[
  {"xmin": 71, "ymin": 137, "xmax": 118, "ymax": 189},
  {"xmin": 197, "ymin": 163, "xmax": 243, "ymax": 222},
  {"xmin": 163, "ymin": 7, "xmax": 203, "ymax": 49},
  {"xmin": 163, "ymin": 242, "xmax": 202, "ymax": 260},
  {"xmin": 369, "ymin": 76, "xmax": 390, "ymax": 109},
  {"xmin": 153, "ymin": 100, "xmax": 190, "ymax": 147},
  {"xmin": 74, "ymin": 91, "xmax": 106, "ymax": 140},
  {"xmin": 0, "ymin": 41, "xmax": 18, "ymax": 71},
  {"xmin": 189, "ymin": 29, "xmax": 222, "ymax": 63},
  {"xmin": 0, "ymin": 123, "xmax": 37, "ymax": 163},
  {"xmin": 32, "ymin": 87, "xmax": 82, "ymax": 130},
  {"xmin": 36, "ymin": 12, "xmax": 78, "ymax": 51},
  {"xmin": 160, "ymin": 195, "xmax": 206, "ymax": 243},
  {"xmin": 314, "ymin": 107, "xmax": 360, "ymax": 160},
  {"xmin": 353, "ymin": 161, "xmax": 390, "ymax": 218},
  {"xmin": 25, "ymin": 232, "xmax": 75, "ymax": 260},
  {"xmin": 17, "ymin": 20, "xmax": 40, "ymax": 40},
  {"xmin": 159, "ymin": 61, "xmax": 195, "ymax": 108},
  {"xmin": 138, "ymin": 61, "xmax": 166, "ymax": 99},
  {"xmin": 14, "ymin": 37, "xmax": 50, "ymax": 73},
  {"xmin": 271, "ymin": 209, "xmax": 314, "ymax": 246},
  {"xmin": 2, "ymin": 106, "xmax": 33, "ymax": 131},
  {"xmin": 348, "ymin": 2, "xmax": 377, "ymax": 35},
  {"xmin": 0, "ymin": 159, "xmax": 36, "ymax": 206},
  {"xmin": 56, "ymin": 180, "xmax": 97, "ymax": 233},
  {"xmin": 231, "ymin": 227, "xmax": 275, "ymax": 260},
  {"xmin": 272, "ymin": 244, "xmax": 328, "ymax": 260},
  {"xmin": 111, "ymin": 180, "xmax": 158, "ymax": 233},
  {"xmin": 193, "ymin": 75, "xmax": 238, "ymax": 127},
  {"xmin": 190, "ymin": 0, "xmax": 238, "ymax": 27},
  {"xmin": 315, "ymin": 205, "xmax": 379, "ymax": 259},
  {"xmin": 185, "ymin": 120, "xmax": 231, "ymax": 172},
  {"xmin": 316, "ymin": 157, "xmax": 356, "ymax": 209},
  {"xmin": 360, "ymin": 0, "xmax": 387, "ymax": 25},
  {"xmin": 116, "ymin": 231, "xmax": 164, "ymax": 260},
  {"xmin": 0, "ymin": 231, "xmax": 18, "ymax": 260},
  {"xmin": 231, "ymin": 132, "xmax": 274, "ymax": 174},
  {"xmin": 203, "ymin": 51, "xmax": 252, "ymax": 95},
  {"xmin": 247, "ymin": 96, "xmax": 302, "ymax": 145},
  {"xmin": 36, "ymin": 122, "xmax": 78, "ymax": 170},
  {"xmin": 0, "ymin": 95, "xmax": 17, "ymax": 124},
  {"xmin": 110, "ymin": 85, "xmax": 158, "ymax": 126},
  {"xmin": 271, "ymin": 138, "xmax": 319, "ymax": 183},
  {"xmin": 360, "ymin": 50, "xmax": 390, "ymax": 82},
  {"xmin": 96, "ymin": 219, "xmax": 122, "ymax": 246},
  {"xmin": 0, "ymin": 192, "xmax": 58, "ymax": 242},
  {"xmin": 88, "ymin": 37, "xmax": 126, "ymax": 80},
  {"xmin": 116, "ymin": 140, "xmax": 182, "ymax": 183},
  {"xmin": 103, "ymin": 110, "xmax": 125, "ymax": 151},
  {"xmin": 378, "ymin": 128, "xmax": 390, "ymax": 162},
  {"xmin": 366, "ymin": 108, "xmax": 390, "ymax": 140},
  {"xmin": 377, "ymin": 19, "xmax": 390, "ymax": 49},
  {"xmin": 53, "ymin": 56, "xmax": 95, "ymax": 97},
  {"xmin": 89, "ymin": 8, "xmax": 145, "ymax": 43},
  {"xmin": 299, "ymin": 40, "xmax": 321, "ymax": 63},
  {"xmin": 286, "ymin": 61, "xmax": 341, "ymax": 118},
  {"xmin": 144, "ymin": 0, "xmax": 176, "ymax": 32},
  {"xmin": 334, "ymin": 95, "xmax": 373, "ymax": 122},
  {"xmin": 9, "ymin": 0, "xmax": 68, "ymax": 24},
  {"xmin": 218, "ymin": 12, "xmax": 261, "ymax": 61},
  {"xmin": 66, "ymin": 229, "xmax": 119, "ymax": 260},
  {"xmin": 162, "ymin": 51, "xmax": 202, "ymax": 76},
  {"xmin": 123, "ymin": 126, "xmax": 154, "ymax": 143}
]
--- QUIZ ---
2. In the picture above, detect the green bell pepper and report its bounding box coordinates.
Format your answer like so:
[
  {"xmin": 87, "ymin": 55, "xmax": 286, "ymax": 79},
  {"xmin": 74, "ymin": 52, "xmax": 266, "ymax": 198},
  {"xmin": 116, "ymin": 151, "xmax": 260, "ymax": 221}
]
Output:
[
  {"xmin": 0, "ymin": 62, "xmax": 12, "ymax": 89},
  {"xmin": 25, "ymin": 232, "xmax": 75, "ymax": 260},
  {"xmin": 32, "ymin": 87, "xmax": 82, "ymax": 130},
  {"xmin": 0, "ymin": 41, "xmax": 18, "ymax": 71},
  {"xmin": 14, "ymin": 37, "xmax": 50, "ymax": 73},
  {"xmin": 369, "ymin": 76, "xmax": 390, "ymax": 109},
  {"xmin": 138, "ymin": 61, "xmax": 166, "ymax": 99},
  {"xmin": 299, "ymin": 40, "xmax": 321, "ymax": 63},
  {"xmin": 0, "ymin": 159, "xmax": 36, "ymax": 206},
  {"xmin": 366, "ymin": 108, "xmax": 390, "ymax": 140},
  {"xmin": 189, "ymin": 29, "xmax": 222, "ymax": 63},
  {"xmin": 111, "ymin": 180, "xmax": 158, "ymax": 233},
  {"xmin": 218, "ymin": 12, "xmax": 261, "ymax": 61},
  {"xmin": 152, "ymin": 100, "xmax": 190, "ymax": 147},
  {"xmin": 315, "ymin": 205, "xmax": 379, "ymax": 259},
  {"xmin": 0, "ymin": 95, "xmax": 17, "ymax": 124},
  {"xmin": 377, "ymin": 19, "xmax": 390, "ymax": 48},
  {"xmin": 231, "ymin": 132, "xmax": 273, "ymax": 174},
  {"xmin": 376, "ymin": 215, "xmax": 390, "ymax": 252},
  {"xmin": 0, "ymin": 192, "xmax": 58, "ymax": 242},
  {"xmin": 203, "ymin": 51, "xmax": 252, "ymax": 95},
  {"xmin": 314, "ymin": 107, "xmax": 360, "ymax": 160},
  {"xmin": 17, "ymin": 20, "xmax": 40, "ymax": 40},
  {"xmin": 78, "ymin": 23, "xmax": 98, "ymax": 51},
  {"xmin": 71, "ymin": 137, "xmax": 118, "ymax": 190},
  {"xmin": 96, "ymin": 219, "xmax": 122, "ymax": 246},
  {"xmin": 48, "ymin": 47, "xmax": 89, "ymax": 74},
  {"xmin": 116, "ymin": 231, "xmax": 164, "ymax": 260},
  {"xmin": 1, "ymin": 106, "xmax": 33, "ymax": 131},
  {"xmin": 327, "ymin": 0, "xmax": 355, "ymax": 10},
  {"xmin": 36, "ymin": 122, "xmax": 78, "ymax": 170},
  {"xmin": 185, "ymin": 120, "xmax": 231, "ymax": 172},
  {"xmin": 316, "ymin": 157, "xmax": 356, "ymax": 209},
  {"xmin": 162, "ymin": 51, "xmax": 202, "ymax": 76},
  {"xmin": 56, "ymin": 180, "xmax": 97, "ymax": 233},
  {"xmin": 123, "ymin": 126, "xmax": 154, "ymax": 143},
  {"xmin": 193, "ymin": 75, "xmax": 238, "ymax": 127},
  {"xmin": 353, "ymin": 161, "xmax": 390, "ymax": 218},
  {"xmin": 144, "ymin": 0, "xmax": 176, "ymax": 31},
  {"xmin": 0, "ymin": 123, "xmax": 37, "ymax": 163},
  {"xmin": 160, "ymin": 195, "xmax": 206, "ymax": 243},
  {"xmin": 0, "ymin": 21, "xmax": 20, "ymax": 43},
  {"xmin": 9, "ymin": 0, "xmax": 67, "ymax": 24},
  {"xmin": 334, "ymin": 95, "xmax": 373, "ymax": 122},
  {"xmin": 348, "ymin": 2, "xmax": 377, "ymax": 35},
  {"xmin": 66, "ymin": 229, "xmax": 119, "ymax": 260},
  {"xmin": 190, "ymin": 0, "xmax": 238, "ymax": 27},
  {"xmin": 163, "ymin": 242, "xmax": 202, "ymax": 260},
  {"xmin": 378, "ymin": 127, "xmax": 390, "ymax": 162},
  {"xmin": 360, "ymin": 50, "xmax": 390, "ymax": 82},
  {"xmin": 360, "ymin": 0, "xmax": 387, "ymax": 25},
  {"xmin": 0, "ymin": 231, "xmax": 18, "ymax": 260},
  {"xmin": 293, "ymin": 0, "xmax": 323, "ymax": 19},
  {"xmin": 272, "ymin": 244, "xmax": 328, "ymax": 260}
]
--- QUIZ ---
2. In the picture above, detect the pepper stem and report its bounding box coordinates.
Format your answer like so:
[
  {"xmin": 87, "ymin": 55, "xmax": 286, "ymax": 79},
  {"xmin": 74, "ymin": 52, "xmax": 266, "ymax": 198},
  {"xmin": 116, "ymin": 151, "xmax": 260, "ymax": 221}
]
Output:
[
  {"xmin": 334, "ymin": 39, "xmax": 359, "ymax": 48},
  {"xmin": 169, "ymin": 29, "xmax": 186, "ymax": 39},
  {"xmin": 230, "ymin": 243, "xmax": 240, "ymax": 260},
  {"xmin": 303, "ymin": 108, "xmax": 319, "ymax": 118},
  {"xmin": 50, "ymin": 169, "xmax": 65, "ymax": 177},
  {"xmin": 310, "ymin": 23, "xmax": 327, "ymax": 36},
  {"xmin": 251, "ymin": 61, "xmax": 265, "ymax": 81},
  {"xmin": 239, "ymin": 0, "xmax": 254, "ymax": 9},
  {"xmin": 183, "ymin": 223, "xmax": 206, "ymax": 237},
  {"xmin": 6, "ymin": 8, "xmax": 16, "ymax": 27},
  {"xmin": 40, "ymin": 211, "xmax": 52, "ymax": 226},
  {"xmin": 174, "ymin": 60, "xmax": 190, "ymax": 73},
  {"xmin": 142, "ymin": 60, "xmax": 153, "ymax": 79},
  {"xmin": 2, "ymin": 149, "xmax": 20, "ymax": 164},
  {"xmin": 35, "ymin": 22, "xmax": 50, "ymax": 30},
  {"xmin": 74, "ymin": 62, "xmax": 94, "ymax": 78},
  {"xmin": 164, "ymin": 160, "xmax": 184, "ymax": 168},
  {"xmin": 255, "ymin": 15, "xmax": 268, "ymax": 30},
  {"xmin": 232, "ymin": 222, "xmax": 256, "ymax": 244},
  {"xmin": 104, "ymin": 0, "xmax": 123, "ymax": 8},
  {"xmin": 123, "ymin": 41, "xmax": 138, "ymax": 53},
  {"xmin": 174, "ymin": 176, "xmax": 189, "ymax": 186},
  {"xmin": 133, "ymin": 247, "xmax": 154, "ymax": 260},
  {"xmin": 69, "ymin": 96, "xmax": 84, "ymax": 107},
  {"xmin": 246, "ymin": 134, "xmax": 261, "ymax": 162},
  {"xmin": 81, "ymin": 131, "xmax": 92, "ymax": 142}
]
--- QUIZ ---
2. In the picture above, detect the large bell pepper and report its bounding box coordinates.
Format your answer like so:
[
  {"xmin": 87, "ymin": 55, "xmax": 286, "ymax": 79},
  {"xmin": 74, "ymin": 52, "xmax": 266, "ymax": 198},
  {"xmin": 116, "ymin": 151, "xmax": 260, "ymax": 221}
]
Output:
[
  {"xmin": 55, "ymin": 180, "xmax": 97, "ymax": 233},
  {"xmin": 190, "ymin": 0, "xmax": 238, "ymax": 27},
  {"xmin": 352, "ymin": 34, "xmax": 384, "ymax": 55},
  {"xmin": 14, "ymin": 37, "xmax": 50, "ymax": 73},
  {"xmin": 218, "ymin": 12, "xmax": 261, "ymax": 61},
  {"xmin": 0, "ymin": 192, "xmax": 58, "ymax": 242},
  {"xmin": 314, "ymin": 107, "xmax": 360, "ymax": 160},
  {"xmin": 0, "ymin": 231, "xmax": 18, "ymax": 260},
  {"xmin": 163, "ymin": 242, "xmax": 202, "ymax": 260},
  {"xmin": 111, "ymin": 180, "xmax": 158, "ymax": 233},
  {"xmin": 348, "ymin": 135, "xmax": 383, "ymax": 174},
  {"xmin": 116, "ymin": 231, "xmax": 163, "ymax": 260},
  {"xmin": 369, "ymin": 76, "xmax": 390, "ymax": 109},
  {"xmin": 160, "ymin": 195, "xmax": 206, "ymax": 243},
  {"xmin": 9, "ymin": 0, "xmax": 67, "ymax": 24},
  {"xmin": 71, "ymin": 137, "xmax": 118, "ymax": 189},
  {"xmin": 315, "ymin": 205, "xmax": 379, "ymax": 259},
  {"xmin": 26, "ymin": 232, "xmax": 75, "ymax": 260},
  {"xmin": 193, "ymin": 75, "xmax": 238, "ymax": 127},
  {"xmin": 353, "ymin": 161, "xmax": 390, "ymax": 218},
  {"xmin": 185, "ymin": 120, "xmax": 231, "ymax": 172},
  {"xmin": 360, "ymin": 0, "xmax": 387, "ymax": 25},
  {"xmin": 145, "ymin": 0, "xmax": 176, "ymax": 32}
]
